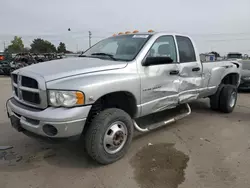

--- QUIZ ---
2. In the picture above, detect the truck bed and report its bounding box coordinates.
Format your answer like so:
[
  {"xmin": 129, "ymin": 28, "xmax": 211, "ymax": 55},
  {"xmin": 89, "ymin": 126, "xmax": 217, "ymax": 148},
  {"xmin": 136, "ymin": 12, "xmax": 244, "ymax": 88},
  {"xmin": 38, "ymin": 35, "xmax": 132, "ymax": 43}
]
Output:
[
  {"xmin": 195, "ymin": 60, "xmax": 240, "ymax": 98},
  {"xmin": 202, "ymin": 60, "xmax": 239, "ymax": 74}
]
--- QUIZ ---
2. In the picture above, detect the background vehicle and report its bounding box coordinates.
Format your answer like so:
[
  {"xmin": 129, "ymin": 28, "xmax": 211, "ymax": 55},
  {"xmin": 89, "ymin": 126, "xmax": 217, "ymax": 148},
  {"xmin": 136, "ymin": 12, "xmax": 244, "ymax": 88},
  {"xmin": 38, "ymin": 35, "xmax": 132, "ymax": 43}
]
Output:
[
  {"xmin": 2, "ymin": 53, "xmax": 37, "ymax": 75},
  {"xmin": 6, "ymin": 31, "xmax": 241, "ymax": 164},
  {"xmin": 0, "ymin": 52, "xmax": 5, "ymax": 75},
  {"xmin": 32, "ymin": 53, "xmax": 49, "ymax": 62},
  {"xmin": 43, "ymin": 53, "xmax": 64, "ymax": 61},
  {"xmin": 238, "ymin": 60, "xmax": 250, "ymax": 90},
  {"xmin": 227, "ymin": 52, "xmax": 243, "ymax": 60},
  {"xmin": 0, "ymin": 52, "xmax": 13, "ymax": 75}
]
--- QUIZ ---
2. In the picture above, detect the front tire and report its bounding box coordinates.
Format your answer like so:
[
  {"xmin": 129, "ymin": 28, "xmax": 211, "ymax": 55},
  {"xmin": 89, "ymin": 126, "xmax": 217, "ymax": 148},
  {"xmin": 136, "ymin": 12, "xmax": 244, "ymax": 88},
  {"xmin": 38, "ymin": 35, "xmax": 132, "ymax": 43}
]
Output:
[
  {"xmin": 219, "ymin": 85, "xmax": 237, "ymax": 113},
  {"xmin": 84, "ymin": 108, "xmax": 134, "ymax": 165}
]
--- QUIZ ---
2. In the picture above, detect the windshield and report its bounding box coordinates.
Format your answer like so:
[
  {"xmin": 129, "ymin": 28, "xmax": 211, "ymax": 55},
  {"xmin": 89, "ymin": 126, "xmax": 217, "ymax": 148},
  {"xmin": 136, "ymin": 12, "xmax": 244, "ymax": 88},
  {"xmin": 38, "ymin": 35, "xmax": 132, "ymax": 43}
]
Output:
[{"xmin": 83, "ymin": 34, "xmax": 152, "ymax": 61}]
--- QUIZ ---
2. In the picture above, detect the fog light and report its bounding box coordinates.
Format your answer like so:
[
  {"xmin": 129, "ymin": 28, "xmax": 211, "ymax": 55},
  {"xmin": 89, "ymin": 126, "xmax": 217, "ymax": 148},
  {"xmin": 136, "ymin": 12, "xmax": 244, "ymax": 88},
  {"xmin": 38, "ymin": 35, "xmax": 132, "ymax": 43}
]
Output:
[{"xmin": 43, "ymin": 124, "xmax": 58, "ymax": 136}]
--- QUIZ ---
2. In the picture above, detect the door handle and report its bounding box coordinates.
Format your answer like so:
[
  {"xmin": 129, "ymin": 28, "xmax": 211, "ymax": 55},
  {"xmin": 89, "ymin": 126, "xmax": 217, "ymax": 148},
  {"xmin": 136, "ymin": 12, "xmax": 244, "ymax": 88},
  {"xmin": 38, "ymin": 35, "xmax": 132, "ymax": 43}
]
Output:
[
  {"xmin": 169, "ymin": 70, "xmax": 179, "ymax": 75},
  {"xmin": 192, "ymin": 67, "xmax": 200, "ymax": 72}
]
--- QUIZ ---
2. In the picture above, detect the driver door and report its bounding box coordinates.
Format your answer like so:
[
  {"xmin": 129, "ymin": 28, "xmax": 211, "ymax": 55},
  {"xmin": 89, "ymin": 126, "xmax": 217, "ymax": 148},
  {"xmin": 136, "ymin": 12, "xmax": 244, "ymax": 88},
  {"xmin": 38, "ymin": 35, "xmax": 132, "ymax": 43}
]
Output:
[{"xmin": 139, "ymin": 35, "xmax": 180, "ymax": 117}]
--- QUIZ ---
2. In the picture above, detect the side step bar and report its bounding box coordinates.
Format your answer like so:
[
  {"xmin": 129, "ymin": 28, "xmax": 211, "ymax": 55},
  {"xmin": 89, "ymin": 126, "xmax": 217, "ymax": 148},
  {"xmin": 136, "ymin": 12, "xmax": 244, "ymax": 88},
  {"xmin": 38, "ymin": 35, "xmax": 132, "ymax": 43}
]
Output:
[{"xmin": 133, "ymin": 103, "xmax": 191, "ymax": 133}]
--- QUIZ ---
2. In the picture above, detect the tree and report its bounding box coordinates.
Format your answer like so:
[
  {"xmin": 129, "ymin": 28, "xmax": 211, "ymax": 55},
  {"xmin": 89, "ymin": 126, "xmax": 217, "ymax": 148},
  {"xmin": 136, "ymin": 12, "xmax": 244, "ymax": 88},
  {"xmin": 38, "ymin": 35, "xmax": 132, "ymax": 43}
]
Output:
[
  {"xmin": 30, "ymin": 38, "xmax": 57, "ymax": 53},
  {"xmin": 57, "ymin": 42, "xmax": 67, "ymax": 53},
  {"xmin": 7, "ymin": 36, "xmax": 24, "ymax": 53}
]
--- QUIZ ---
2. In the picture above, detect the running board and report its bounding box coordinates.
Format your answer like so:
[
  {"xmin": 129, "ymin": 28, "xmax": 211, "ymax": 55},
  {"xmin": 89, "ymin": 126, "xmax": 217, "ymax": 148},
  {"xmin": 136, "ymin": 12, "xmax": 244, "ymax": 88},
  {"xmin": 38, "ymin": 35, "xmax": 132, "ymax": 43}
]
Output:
[{"xmin": 133, "ymin": 103, "xmax": 191, "ymax": 133}]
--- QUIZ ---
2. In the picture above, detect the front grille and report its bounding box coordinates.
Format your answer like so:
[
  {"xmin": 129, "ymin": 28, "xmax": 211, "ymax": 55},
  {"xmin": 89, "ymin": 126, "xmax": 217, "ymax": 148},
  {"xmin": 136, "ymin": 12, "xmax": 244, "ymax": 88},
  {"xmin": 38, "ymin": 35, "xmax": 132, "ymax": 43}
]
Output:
[
  {"xmin": 13, "ymin": 112, "xmax": 21, "ymax": 118},
  {"xmin": 21, "ymin": 76, "xmax": 38, "ymax": 89},
  {"xmin": 11, "ymin": 73, "xmax": 47, "ymax": 109},
  {"xmin": 22, "ymin": 90, "xmax": 40, "ymax": 104}
]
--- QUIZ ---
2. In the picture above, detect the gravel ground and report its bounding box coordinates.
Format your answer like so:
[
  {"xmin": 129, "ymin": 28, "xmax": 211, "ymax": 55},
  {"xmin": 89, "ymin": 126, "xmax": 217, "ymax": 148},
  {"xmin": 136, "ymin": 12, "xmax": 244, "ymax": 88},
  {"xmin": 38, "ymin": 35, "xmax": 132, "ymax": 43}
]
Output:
[{"xmin": 1, "ymin": 76, "xmax": 250, "ymax": 188}]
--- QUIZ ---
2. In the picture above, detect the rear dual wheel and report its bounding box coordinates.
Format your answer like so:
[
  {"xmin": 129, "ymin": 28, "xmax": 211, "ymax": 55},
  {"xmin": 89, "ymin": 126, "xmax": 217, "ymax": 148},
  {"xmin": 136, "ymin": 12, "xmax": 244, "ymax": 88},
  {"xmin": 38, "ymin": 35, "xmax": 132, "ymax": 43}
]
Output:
[{"xmin": 210, "ymin": 85, "xmax": 237, "ymax": 113}]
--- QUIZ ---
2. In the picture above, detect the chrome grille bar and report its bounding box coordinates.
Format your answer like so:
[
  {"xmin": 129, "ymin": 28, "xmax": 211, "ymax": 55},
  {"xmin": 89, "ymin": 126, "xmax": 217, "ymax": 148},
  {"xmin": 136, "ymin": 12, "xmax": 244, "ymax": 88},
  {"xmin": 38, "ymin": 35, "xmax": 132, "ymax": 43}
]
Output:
[{"xmin": 11, "ymin": 72, "xmax": 47, "ymax": 109}]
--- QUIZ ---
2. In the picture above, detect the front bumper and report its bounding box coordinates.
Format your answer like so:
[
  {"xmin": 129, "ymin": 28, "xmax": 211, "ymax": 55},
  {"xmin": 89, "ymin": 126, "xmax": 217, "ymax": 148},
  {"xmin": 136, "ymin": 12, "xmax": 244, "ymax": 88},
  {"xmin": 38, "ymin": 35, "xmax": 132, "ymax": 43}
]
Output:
[{"xmin": 6, "ymin": 98, "xmax": 91, "ymax": 138}]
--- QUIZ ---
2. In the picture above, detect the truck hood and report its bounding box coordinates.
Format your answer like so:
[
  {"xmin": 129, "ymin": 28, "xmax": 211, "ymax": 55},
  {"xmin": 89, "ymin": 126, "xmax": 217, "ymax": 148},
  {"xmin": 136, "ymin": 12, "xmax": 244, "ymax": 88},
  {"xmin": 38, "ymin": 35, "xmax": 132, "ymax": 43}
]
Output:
[{"xmin": 17, "ymin": 57, "xmax": 128, "ymax": 82}]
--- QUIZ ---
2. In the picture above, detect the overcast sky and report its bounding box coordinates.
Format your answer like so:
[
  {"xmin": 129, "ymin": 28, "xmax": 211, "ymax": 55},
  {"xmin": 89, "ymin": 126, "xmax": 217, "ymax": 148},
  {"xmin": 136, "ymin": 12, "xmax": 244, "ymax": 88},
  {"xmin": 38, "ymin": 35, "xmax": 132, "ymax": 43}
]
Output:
[{"xmin": 0, "ymin": 0, "xmax": 250, "ymax": 55}]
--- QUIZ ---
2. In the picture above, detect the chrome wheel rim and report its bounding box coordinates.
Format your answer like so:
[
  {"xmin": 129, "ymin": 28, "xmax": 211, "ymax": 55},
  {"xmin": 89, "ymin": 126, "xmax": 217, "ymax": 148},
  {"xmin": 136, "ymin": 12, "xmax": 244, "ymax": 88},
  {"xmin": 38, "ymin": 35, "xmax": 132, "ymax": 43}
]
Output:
[
  {"xmin": 229, "ymin": 91, "xmax": 237, "ymax": 108},
  {"xmin": 103, "ymin": 121, "xmax": 128, "ymax": 154}
]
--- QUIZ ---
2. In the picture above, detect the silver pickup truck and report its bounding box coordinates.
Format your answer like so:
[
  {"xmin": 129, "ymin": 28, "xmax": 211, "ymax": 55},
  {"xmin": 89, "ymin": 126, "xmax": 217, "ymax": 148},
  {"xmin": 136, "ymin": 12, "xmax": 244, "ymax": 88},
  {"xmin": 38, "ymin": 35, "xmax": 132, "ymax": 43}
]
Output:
[{"xmin": 6, "ymin": 31, "xmax": 241, "ymax": 164}]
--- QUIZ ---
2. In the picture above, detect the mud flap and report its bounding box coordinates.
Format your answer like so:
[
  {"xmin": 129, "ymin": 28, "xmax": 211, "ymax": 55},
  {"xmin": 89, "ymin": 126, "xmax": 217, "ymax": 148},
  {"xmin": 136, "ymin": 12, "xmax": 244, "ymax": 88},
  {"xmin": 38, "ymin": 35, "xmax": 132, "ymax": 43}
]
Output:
[{"xmin": 210, "ymin": 84, "xmax": 225, "ymax": 110}]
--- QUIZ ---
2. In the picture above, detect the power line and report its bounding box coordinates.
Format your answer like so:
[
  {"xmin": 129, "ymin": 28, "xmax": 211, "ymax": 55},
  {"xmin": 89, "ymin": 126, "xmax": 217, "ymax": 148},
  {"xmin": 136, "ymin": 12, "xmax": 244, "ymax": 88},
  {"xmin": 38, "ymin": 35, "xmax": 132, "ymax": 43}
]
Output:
[
  {"xmin": 191, "ymin": 32, "xmax": 250, "ymax": 37},
  {"xmin": 1, "ymin": 30, "xmax": 250, "ymax": 39},
  {"xmin": 1, "ymin": 30, "xmax": 250, "ymax": 53},
  {"xmin": 205, "ymin": 38, "xmax": 250, "ymax": 42}
]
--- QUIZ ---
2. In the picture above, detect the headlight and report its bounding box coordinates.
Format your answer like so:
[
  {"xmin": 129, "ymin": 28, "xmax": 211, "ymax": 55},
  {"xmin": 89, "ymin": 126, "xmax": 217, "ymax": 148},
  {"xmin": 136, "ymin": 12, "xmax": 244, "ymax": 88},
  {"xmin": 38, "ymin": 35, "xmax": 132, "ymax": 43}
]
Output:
[{"xmin": 48, "ymin": 90, "xmax": 84, "ymax": 107}]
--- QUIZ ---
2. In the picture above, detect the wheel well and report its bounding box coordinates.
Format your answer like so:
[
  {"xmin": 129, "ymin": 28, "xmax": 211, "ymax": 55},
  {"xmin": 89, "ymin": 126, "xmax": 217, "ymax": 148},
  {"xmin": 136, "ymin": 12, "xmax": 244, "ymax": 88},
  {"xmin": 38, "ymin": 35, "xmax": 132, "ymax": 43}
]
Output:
[
  {"xmin": 82, "ymin": 91, "xmax": 137, "ymax": 134},
  {"xmin": 98, "ymin": 91, "xmax": 137, "ymax": 117},
  {"xmin": 221, "ymin": 73, "xmax": 239, "ymax": 86}
]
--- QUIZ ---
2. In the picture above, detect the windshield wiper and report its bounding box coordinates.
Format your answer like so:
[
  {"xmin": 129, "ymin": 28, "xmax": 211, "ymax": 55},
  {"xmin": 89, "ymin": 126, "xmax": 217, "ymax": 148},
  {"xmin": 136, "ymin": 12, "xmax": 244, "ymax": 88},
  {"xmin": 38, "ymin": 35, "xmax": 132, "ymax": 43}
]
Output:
[
  {"xmin": 78, "ymin": 54, "xmax": 88, "ymax": 57},
  {"xmin": 91, "ymin": 53, "xmax": 117, "ymax": 60},
  {"xmin": 78, "ymin": 54, "xmax": 98, "ymax": 59}
]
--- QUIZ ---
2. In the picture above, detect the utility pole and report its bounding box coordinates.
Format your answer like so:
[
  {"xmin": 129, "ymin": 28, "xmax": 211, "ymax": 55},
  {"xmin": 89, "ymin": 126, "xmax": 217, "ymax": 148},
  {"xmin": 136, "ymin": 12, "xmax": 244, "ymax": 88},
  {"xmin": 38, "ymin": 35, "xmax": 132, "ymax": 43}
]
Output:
[
  {"xmin": 3, "ymin": 41, "xmax": 6, "ymax": 51},
  {"xmin": 88, "ymin": 31, "xmax": 92, "ymax": 48}
]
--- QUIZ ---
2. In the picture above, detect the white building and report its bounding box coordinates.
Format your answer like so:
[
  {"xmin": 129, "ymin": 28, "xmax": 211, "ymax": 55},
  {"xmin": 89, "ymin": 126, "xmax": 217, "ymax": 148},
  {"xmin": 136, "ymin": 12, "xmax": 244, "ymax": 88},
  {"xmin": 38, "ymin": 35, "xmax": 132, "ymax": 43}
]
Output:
[{"xmin": 200, "ymin": 53, "xmax": 216, "ymax": 62}]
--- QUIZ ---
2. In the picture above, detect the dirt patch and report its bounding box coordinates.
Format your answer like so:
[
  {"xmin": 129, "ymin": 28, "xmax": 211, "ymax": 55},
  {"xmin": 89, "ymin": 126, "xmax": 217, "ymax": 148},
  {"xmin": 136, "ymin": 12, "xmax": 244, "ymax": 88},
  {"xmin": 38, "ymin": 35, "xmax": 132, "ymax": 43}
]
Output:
[
  {"xmin": 130, "ymin": 143, "xmax": 189, "ymax": 188},
  {"xmin": 0, "ymin": 148, "xmax": 56, "ymax": 172}
]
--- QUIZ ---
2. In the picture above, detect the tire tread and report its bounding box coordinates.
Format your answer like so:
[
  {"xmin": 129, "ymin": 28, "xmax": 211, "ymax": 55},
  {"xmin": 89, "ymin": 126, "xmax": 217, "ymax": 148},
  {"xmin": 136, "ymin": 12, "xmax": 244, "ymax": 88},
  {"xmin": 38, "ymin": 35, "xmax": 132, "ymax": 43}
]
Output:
[
  {"xmin": 219, "ymin": 85, "xmax": 237, "ymax": 113},
  {"xmin": 84, "ymin": 108, "xmax": 133, "ymax": 164}
]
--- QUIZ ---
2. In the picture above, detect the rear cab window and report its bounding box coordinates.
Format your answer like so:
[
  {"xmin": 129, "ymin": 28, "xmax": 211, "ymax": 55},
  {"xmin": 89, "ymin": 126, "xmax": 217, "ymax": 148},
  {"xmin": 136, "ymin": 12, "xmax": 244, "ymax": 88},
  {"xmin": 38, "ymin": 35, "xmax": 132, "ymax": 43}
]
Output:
[{"xmin": 176, "ymin": 36, "xmax": 196, "ymax": 63}]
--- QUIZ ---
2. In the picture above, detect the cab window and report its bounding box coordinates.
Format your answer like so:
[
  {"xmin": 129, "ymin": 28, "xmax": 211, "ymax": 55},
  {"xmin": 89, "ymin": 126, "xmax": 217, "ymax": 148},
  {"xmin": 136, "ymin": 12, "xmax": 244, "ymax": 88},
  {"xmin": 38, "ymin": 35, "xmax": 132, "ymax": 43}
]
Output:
[
  {"xmin": 147, "ymin": 35, "xmax": 177, "ymax": 62},
  {"xmin": 176, "ymin": 36, "xmax": 196, "ymax": 63}
]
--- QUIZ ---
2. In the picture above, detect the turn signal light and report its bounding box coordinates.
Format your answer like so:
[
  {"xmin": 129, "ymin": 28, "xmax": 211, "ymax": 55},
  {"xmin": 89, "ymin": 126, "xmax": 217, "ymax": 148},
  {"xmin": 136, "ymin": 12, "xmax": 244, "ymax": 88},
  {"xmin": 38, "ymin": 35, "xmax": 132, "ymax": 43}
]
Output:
[{"xmin": 76, "ymin": 91, "xmax": 85, "ymax": 105}]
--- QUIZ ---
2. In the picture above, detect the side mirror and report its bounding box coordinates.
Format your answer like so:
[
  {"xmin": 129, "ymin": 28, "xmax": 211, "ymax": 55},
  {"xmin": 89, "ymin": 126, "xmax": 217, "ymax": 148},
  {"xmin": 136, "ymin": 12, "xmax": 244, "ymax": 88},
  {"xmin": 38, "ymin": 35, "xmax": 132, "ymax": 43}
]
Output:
[{"xmin": 143, "ymin": 56, "xmax": 173, "ymax": 66}]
